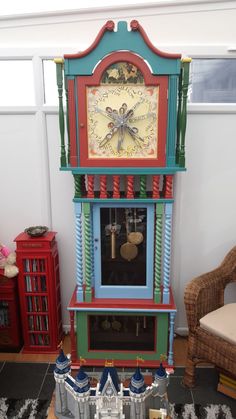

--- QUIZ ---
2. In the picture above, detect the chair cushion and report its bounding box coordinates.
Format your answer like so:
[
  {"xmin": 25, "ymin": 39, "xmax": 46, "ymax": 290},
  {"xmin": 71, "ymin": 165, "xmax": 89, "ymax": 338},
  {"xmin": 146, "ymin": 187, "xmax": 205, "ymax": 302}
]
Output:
[{"xmin": 200, "ymin": 303, "xmax": 236, "ymax": 345}]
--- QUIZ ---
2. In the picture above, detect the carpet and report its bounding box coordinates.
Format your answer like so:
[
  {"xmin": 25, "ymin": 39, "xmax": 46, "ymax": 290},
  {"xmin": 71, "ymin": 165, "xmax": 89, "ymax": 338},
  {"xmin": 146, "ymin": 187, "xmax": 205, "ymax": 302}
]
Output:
[
  {"xmin": 170, "ymin": 403, "xmax": 234, "ymax": 418},
  {"xmin": 0, "ymin": 398, "xmax": 50, "ymax": 419}
]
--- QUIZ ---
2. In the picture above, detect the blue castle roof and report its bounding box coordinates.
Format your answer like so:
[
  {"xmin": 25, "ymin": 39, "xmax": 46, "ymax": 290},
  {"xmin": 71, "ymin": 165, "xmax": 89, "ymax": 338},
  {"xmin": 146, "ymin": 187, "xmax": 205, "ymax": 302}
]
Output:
[
  {"xmin": 129, "ymin": 367, "xmax": 146, "ymax": 394},
  {"xmin": 99, "ymin": 366, "xmax": 120, "ymax": 393},
  {"xmin": 54, "ymin": 349, "xmax": 70, "ymax": 374},
  {"xmin": 73, "ymin": 366, "xmax": 91, "ymax": 394},
  {"xmin": 155, "ymin": 362, "xmax": 167, "ymax": 379}
]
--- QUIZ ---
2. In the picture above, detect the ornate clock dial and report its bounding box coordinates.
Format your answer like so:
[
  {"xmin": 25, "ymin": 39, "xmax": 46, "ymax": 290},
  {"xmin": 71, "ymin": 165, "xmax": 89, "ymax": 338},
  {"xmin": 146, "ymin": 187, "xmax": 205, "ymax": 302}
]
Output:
[{"xmin": 87, "ymin": 85, "xmax": 159, "ymax": 159}]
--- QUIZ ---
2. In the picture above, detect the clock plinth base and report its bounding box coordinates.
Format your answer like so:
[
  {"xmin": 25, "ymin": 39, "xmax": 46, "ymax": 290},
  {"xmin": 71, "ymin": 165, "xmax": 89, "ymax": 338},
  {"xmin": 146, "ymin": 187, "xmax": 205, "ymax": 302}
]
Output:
[{"xmin": 68, "ymin": 286, "xmax": 176, "ymax": 368}]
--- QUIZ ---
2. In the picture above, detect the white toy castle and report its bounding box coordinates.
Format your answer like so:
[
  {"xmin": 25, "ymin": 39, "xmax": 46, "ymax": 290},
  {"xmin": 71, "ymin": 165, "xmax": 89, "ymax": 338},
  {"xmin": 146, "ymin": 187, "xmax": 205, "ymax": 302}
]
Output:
[{"xmin": 54, "ymin": 349, "xmax": 171, "ymax": 419}]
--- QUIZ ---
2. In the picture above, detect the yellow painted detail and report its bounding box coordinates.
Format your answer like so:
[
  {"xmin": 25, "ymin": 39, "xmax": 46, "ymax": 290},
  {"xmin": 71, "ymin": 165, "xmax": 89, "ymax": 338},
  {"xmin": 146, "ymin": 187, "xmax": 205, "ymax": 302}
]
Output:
[{"xmin": 54, "ymin": 57, "xmax": 64, "ymax": 64}]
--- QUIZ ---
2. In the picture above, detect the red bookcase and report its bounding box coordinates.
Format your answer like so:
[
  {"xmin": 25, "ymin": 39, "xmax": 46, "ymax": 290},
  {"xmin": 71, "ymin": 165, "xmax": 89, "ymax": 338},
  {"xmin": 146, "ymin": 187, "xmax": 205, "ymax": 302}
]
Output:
[
  {"xmin": 0, "ymin": 270, "xmax": 22, "ymax": 351},
  {"xmin": 15, "ymin": 231, "xmax": 63, "ymax": 353}
]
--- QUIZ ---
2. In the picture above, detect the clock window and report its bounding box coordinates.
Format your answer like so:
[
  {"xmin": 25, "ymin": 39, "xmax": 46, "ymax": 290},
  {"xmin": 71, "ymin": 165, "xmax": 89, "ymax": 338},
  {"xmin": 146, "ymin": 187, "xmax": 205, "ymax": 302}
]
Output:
[{"xmin": 100, "ymin": 207, "xmax": 147, "ymax": 287}]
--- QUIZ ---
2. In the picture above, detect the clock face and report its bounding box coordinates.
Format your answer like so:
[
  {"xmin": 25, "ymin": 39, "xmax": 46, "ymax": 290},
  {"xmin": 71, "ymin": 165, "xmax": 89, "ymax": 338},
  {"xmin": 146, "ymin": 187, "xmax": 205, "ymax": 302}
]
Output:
[
  {"xmin": 78, "ymin": 53, "xmax": 168, "ymax": 167},
  {"xmin": 87, "ymin": 84, "xmax": 159, "ymax": 160}
]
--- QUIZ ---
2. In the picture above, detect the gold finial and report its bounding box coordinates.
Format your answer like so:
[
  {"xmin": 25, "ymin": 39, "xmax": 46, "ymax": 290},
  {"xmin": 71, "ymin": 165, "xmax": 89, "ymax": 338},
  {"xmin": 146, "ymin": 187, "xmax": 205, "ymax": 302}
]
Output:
[
  {"xmin": 160, "ymin": 354, "xmax": 167, "ymax": 363},
  {"xmin": 136, "ymin": 356, "xmax": 144, "ymax": 366},
  {"xmin": 105, "ymin": 360, "xmax": 114, "ymax": 367},
  {"xmin": 54, "ymin": 57, "xmax": 64, "ymax": 64},
  {"xmin": 181, "ymin": 57, "xmax": 192, "ymax": 63},
  {"xmin": 79, "ymin": 356, "xmax": 86, "ymax": 366}
]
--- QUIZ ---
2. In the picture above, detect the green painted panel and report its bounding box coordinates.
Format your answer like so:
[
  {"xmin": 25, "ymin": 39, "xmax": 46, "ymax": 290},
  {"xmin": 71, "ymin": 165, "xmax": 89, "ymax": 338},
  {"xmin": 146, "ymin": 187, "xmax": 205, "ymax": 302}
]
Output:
[
  {"xmin": 75, "ymin": 310, "xmax": 169, "ymax": 361},
  {"xmin": 76, "ymin": 312, "xmax": 88, "ymax": 355},
  {"xmin": 65, "ymin": 21, "xmax": 180, "ymax": 76},
  {"xmin": 156, "ymin": 313, "xmax": 168, "ymax": 358}
]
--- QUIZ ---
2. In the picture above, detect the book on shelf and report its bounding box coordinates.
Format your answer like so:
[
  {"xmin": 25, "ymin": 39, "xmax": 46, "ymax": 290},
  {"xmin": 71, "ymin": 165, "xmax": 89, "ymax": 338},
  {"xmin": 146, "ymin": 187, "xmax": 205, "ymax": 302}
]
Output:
[{"xmin": 217, "ymin": 382, "xmax": 236, "ymax": 400}]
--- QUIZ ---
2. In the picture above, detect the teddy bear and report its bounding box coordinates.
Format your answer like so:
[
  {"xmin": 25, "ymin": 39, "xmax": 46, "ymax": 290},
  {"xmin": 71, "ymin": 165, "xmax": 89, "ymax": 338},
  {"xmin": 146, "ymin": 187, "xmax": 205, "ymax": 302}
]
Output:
[{"xmin": 0, "ymin": 243, "xmax": 19, "ymax": 278}]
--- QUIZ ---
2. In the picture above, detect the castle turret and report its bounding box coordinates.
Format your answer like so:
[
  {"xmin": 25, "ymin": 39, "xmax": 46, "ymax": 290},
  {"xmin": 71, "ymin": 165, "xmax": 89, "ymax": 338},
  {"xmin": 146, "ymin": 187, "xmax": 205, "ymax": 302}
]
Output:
[
  {"xmin": 73, "ymin": 366, "xmax": 91, "ymax": 419},
  {"xmin": 152, "ymin": 363, "xmax": 170, "ymax": 413},
  {"xmin": 129, "ymin": 367, "xmax": 147, "ymax": 419},
  {"xmin": 54, "ymin": 348, "xmax": 71, "ymax": 414}
]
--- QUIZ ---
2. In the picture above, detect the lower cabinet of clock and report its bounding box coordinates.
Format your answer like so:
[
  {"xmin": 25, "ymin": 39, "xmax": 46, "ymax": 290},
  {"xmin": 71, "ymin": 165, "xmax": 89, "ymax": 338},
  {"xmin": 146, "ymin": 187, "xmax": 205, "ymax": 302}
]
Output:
[{"xmin": 74, "ymin": 310, "xmax": 173, "ymax": 367}]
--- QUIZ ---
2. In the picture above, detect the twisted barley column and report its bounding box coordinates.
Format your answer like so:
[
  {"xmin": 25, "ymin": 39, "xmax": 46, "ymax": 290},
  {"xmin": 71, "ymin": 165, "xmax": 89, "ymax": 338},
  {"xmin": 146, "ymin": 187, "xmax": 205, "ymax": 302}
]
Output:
[
  {"xmin": 163, "ymin": 204, "xmax": 173, "ymax": 303},
  {"xmin": 87, "ymin": 175, "xmax": 94, "ymax": 198},
  {"xmin": 154, "ymin": 204, "xmax": 163, "ymax": 303},
  {"xmin": 100, "ymin": 175, "xmax": 107, "ymax": 198},
  {"xmin": 113, "ymin": 175, "xmax": 120, "ymax": 198},
  {"xmin": 75, "ymin": 209, "xmax": 83, "ymax": 301},
  {"xmin": 126, "ymin": 175, "xmax": 134, "ymax": 198},
  {"xmin": 73, "ymin": 174, "xmax": 82, "ymax": 198},
  {"xmin": 139, "ymin": 175, "xmax": 147, "ymax": 198},
  {"xmin": 165, "ymin": 175, "xmax": 173, "ymax": 199},
  {"xmin": 84, "ymin": 205, "xmax": 92, "ymax": 301},
  {"xmin": 152, "ymin": 175, "xmax": 160, "ymax": 199},
  {"xmin": 90, "ymin": 211, "xmax": 95, "ymax": 287}
]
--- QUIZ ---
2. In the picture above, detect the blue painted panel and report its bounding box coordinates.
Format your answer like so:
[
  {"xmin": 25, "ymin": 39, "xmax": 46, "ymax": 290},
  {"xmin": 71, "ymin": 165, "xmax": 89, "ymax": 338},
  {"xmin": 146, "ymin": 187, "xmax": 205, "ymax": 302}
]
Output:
[
  {"xmin": 93, "ymin": 203, "xmax": 154, "ymax": 299},
  {"xmin": 65, "ymin": 21, "xmax": 180, "ymax": 76},
  {"xmin": 61, "ymin": 167, "xmax": 186, "ymax": 174},
  {"xmin": 68, "ymin": 307, "xmax": 177, "ymax": 313}
]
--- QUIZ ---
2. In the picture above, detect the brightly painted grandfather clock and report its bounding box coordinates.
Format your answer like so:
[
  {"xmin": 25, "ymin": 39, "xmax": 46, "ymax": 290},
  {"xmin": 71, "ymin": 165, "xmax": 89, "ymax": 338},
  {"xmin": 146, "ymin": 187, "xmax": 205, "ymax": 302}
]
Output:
[{"xmin": 55, "ymin": 20, "xmax": 190, "ymax": 367}]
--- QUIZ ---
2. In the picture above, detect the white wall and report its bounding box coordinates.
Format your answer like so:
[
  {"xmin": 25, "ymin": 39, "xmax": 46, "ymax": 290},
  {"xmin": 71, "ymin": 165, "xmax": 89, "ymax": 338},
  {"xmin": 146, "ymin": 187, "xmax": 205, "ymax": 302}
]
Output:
[{"xmin": 1, "ymin": 0, "xmax": 236, "ymax": 332}]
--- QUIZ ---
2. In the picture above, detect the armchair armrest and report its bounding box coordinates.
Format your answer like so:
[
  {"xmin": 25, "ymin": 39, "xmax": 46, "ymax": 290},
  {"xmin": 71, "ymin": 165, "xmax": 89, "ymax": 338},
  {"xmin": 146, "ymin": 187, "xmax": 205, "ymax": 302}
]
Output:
[{"xmin": 184, "ymin": 246, "xmax": 236, "ymax": 333}]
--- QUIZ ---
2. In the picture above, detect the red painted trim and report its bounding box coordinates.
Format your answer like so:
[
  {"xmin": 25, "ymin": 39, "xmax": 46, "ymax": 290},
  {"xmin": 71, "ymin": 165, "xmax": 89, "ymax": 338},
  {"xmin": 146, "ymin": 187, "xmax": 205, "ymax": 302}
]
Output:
[
  {"xmin": 88, "ymin": 349, "xmax": 156, "ymax": 354},
  {"xmin": 64, "ymin": 21, "xmax": 115, "ymax": 59},
  {"xmin": 71, "ymin": 358, "xmax": 173, "ymax": 368},
  {"xmin": 77, "ymin": 52, "xmax": 168, "ymax": 168},
  {"xmin": 68, "ymin": 79, "xmax": 78, "ymax": 167},
  {"xmin": 130, "ymin": 20, "xmax": 181, "ymax": 59},
  {"xmin": 70, "ymin": 310, "xmax": 77, "ymax": 362},
  {"xmin": 68, "ymin": 287, "xmax": 176, "ymax": 310}
]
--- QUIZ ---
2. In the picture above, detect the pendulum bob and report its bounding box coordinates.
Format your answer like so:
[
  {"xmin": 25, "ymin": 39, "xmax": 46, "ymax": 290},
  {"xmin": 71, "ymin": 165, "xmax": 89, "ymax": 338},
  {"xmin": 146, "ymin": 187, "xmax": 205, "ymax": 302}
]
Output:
[
  {"xmin": 128, "ymin": 208, "xmax": 144, "ymax": 245},
  {"xmin": 120, "ymin": 241, "xmax": 138, "ymax": 261},
  {"xmin": 102, "ymin": 316, "xmax": 111, "ymax": 330},
  {"xmin": 112, "ymin": 316, "xmax": 122, "ymax": 331},
  {"xmin": 128, "ymin": 231, "xmax": 143, "ymax": 245}
]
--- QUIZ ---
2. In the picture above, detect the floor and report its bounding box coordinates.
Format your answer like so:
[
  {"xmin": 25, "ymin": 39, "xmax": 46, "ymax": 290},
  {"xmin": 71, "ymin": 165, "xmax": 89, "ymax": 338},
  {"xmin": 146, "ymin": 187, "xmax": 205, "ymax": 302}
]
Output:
[{"xmin": 0, "ymin": 336, "xmax": 235, "ymax": 418}]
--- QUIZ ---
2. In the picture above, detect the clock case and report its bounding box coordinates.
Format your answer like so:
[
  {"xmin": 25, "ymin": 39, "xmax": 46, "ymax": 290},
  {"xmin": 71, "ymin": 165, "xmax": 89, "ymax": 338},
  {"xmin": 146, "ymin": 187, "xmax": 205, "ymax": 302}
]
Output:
[{"xmin": 55, "ymin": 20, "xmax": 190, "ymax": 367}]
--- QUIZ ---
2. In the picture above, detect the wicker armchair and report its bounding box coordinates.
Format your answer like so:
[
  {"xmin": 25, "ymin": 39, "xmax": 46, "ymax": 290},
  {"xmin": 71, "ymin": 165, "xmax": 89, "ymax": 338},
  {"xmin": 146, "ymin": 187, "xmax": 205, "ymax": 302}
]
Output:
[{"xmin": 183, "ymin": 246, "xmax": 236, "ymax": 388}]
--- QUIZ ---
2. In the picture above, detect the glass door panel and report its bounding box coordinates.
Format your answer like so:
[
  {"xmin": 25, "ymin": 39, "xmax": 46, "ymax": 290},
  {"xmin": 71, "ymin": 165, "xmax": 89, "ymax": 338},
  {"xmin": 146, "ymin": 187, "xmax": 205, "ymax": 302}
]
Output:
[
  {"xmin": 100, "ymin": 207, "xmax": 147, "ymax": 286},
  {"xmin": 93, "ymin": 203, "xmax": 154, "ymax": 299}
]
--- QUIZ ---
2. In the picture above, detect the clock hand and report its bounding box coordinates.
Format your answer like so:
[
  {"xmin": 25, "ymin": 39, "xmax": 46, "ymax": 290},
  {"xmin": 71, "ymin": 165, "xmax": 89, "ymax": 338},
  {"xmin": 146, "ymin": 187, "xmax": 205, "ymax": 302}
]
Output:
[
  {"xmin": 117, "ymin": 125, "xmax": 125, "ymax": 153},
  {"xmin": 126, "ymin": 126, "xmax": 145, "ymax": 143},
  {"xmin": 94, "ymin": 106, "xmax": 117, "ymax": 121},
  {"xmin": 124, "ymin": 99, "xmax": 144, "ymax": 122},
  {"xmin": 128, "ymin": 112, "xmax": 156, "ymax": 122},
  {"xmin": 99, "ymin": 125, "xmax": 118, "ymax": 148},
  {"xmin": 126, "ymin": 127, "xmax": 145, "ymax": 155}
]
